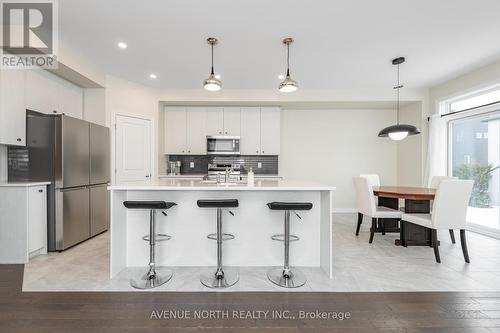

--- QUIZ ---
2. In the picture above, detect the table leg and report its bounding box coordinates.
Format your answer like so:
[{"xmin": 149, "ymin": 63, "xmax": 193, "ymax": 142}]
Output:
[
  {"xmin": 402, "ymin": 199, "xmax": 434, "ymax": 247},
  {"xmin": 377, "ymin": 197, "xmax": 400, "ymax": 233}
]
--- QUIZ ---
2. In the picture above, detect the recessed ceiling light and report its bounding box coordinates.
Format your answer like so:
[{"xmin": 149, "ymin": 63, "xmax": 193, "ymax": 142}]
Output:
[
  {"xmin": 214, "ymin": 74, "xmax": 221, "ymax": 79},
  {"xmin": 278, "ymin": 74, "xmax": 285, "ymax": 80},
  {"xmin": 117, "ymin": 42, "xmax": 127, "ymax": 49},
  {"xmin": 149, "ymin": 73, "xmax": 157, "ymax": 79}
]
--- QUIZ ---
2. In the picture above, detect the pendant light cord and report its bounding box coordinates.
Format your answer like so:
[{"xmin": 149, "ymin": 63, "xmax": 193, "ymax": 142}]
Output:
[
  {"xmin": 395, "ymin": 63, "xmax": 401, "ymax": 125},
  {"xmin": 286, "ymin": 43, "xmax": 290, "ymax": 77},
  {"xmin": 211, "ymin": 43, "xmax": 214, "ymax": 75}
]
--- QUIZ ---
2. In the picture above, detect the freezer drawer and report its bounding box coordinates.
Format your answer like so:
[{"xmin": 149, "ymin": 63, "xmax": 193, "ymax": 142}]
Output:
[
  {"xmin": 90, "ymin": 123, "xmax": 110, "ymax": 184},
  {"xmin": 90, "ymin": 184, "xmax": 109, "ymax": 236},
  {"xmin": 60, "ymin": 116, "xmax": 90, "ymax": 188},
  {"xmin": 56, "ymin": 187, "xmax": 90, "ymax": 250}
]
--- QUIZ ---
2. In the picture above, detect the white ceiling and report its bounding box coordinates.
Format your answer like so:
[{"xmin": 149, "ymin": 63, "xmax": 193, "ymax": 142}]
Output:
[{"xmin": 59, "ymin": 0, "xmax": 500, "ymax": 90}]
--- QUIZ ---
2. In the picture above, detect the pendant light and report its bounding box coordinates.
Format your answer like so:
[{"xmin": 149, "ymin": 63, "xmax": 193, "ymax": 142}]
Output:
[
  {"xmin": 279, "ymin": 37, "xmax": 298, "ymax": 93},
  {"xmin": 378, "ymin": 57, "xmax": 420, "ymax": 141},
  {"xmin": 203, "ymin": 37, "xmax": 222, "ymax": 91}
]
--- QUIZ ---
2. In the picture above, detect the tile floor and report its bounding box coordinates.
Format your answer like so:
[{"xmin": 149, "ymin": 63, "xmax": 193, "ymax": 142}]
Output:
[{"xmin": 23, "ymin": 213, "xmax": 500, "ymax": 292}]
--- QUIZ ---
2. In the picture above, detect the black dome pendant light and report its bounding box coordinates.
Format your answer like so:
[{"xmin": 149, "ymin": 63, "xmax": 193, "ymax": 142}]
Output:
[{"xmin": 378, "ymin": 57, "xmax": 420, "ymax": 141}]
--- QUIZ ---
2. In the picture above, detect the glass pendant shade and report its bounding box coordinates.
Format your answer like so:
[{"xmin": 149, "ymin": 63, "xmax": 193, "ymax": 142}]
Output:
[
  {"xmin": 279, "ymin": 76, "xmax": 298, "ymax": 92},
  {"xmin": 203, "ymin": 73, "xmax": 221, "ymax": 91}
]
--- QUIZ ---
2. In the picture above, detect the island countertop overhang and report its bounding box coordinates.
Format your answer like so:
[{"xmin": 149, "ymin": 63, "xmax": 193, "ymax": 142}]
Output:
[{"xmin": 108, "ymin": 179, "xmax": 336, "ymax": 191}]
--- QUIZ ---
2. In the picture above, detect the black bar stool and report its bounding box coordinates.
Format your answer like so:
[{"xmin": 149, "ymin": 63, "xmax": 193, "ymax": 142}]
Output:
[
  {"xmin": 123, "ymin": 200, "xmax": 176, "ymax": 289},
  {"xmin": 267, "ymin": 202, "xmax": 313, "ymax": 288},
  {"xmin": 197, "ymin": 199, "xmax": 239, "ymax": 288}
]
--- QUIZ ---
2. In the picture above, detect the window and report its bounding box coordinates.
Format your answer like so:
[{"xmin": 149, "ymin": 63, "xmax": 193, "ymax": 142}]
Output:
[
  {"xmin": 447, "ymin": 88, "xmax": 500, "ymax": 113},
  {"xmin": 448, "ymin": 111, "xmax": 500, "ymax": 234}
]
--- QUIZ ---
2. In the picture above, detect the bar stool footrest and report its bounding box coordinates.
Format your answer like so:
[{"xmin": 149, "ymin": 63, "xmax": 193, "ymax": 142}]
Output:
[
  {"xmin": 142, "ymin": 234, "xmax": 172, "ymax": 242},
  {"xmin": 207, "ymin": 233, "xmax": 235, "ymax": 241},
  {"xmin": 271, "ymin": 234, "xmax": 300, "ymax": 242}
]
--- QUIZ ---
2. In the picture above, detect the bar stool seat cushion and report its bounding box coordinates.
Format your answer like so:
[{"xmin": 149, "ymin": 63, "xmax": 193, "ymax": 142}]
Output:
[
  {"xmin": 197, "ymin": 199, "xmax": 239, "ymax": 208},
  {"xmin": 123, "ymin": 201, "xmax": 176, "ymax": 210},
  {"xmin": 267, "ymin": 202, "xmax": 313, "ymax": 211}
]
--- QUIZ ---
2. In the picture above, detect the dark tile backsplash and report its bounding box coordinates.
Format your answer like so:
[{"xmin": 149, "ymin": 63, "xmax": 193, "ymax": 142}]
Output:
[{"xmin": 167, "ymin": 155, "xmax": 278, "ymax": 175}]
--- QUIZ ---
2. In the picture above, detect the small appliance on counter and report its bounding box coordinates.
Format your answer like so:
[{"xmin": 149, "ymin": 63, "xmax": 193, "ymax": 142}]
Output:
[{"xmin": 168, "ymin": 161, "xmax": 182, "ymax": 175}]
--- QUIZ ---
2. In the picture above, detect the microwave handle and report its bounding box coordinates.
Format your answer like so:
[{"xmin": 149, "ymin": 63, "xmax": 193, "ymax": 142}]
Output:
[{"xmin": 233, "ymin": 140, "xmax": 235, "ymax": 149}]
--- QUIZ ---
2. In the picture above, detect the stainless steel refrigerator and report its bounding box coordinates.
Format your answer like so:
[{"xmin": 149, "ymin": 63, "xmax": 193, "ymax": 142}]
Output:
[{"xmin": 8, "ymin": 110, "xmax": 110, "ymax": 251}]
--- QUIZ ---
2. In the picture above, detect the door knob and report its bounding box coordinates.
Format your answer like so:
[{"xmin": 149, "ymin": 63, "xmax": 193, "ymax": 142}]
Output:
[
  {"xmin": 16, "ymin": 138, "xmax": 21, "ymax": 142},
  {"xmin": 145, "ymin": 175, "xmax": 150, "ymax": 178}
]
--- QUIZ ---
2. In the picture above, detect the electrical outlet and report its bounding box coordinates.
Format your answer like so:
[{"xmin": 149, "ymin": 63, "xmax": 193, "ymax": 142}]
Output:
[
  {"xmin": 257, "ymin": 162, "xmax": 262, "ymax": 169},
  {"xmin": 190, "ymin": 162, "xmax": 195, "ymax": 168}
]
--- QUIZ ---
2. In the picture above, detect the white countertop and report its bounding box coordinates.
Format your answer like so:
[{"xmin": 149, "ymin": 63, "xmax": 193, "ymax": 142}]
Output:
[
  {"xmin": 0, "ymin": 181, "xmax": 51, "ymax": 187},
  {"xmin": 108, "ymin": 179, "xmax": 335, "ymax": 191},
  {"xmin": 158, "ymin": 174, "xmax": 282, "ymax": 178}
]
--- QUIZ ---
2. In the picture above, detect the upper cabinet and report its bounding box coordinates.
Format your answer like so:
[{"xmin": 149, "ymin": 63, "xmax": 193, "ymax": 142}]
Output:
[
  {"xmin": 206, "ymin": 107, "xmax": 224, "ymax": 136},
  {"xmin": 260, "ymin": 107, "xmax": 281, "ymax": 155},
  {"xmin": 0, "ymin": 69, "xmax": 26, "ymax": 146},
  {"xmin": 26, "ymin": 69, "xmax": 83, "ymax": 119},
  {"xmin": 240, "ymin": 107, "xmax": 280, "ymax": 155},
  {"xmin": 206, "ymin": 107, "xmax": 240, "ymax": 136},
  {"xmin": 58, "ymin": 79, "xmax": 83, "ymax": 119},
  {"xmin": 240, "ymin": 107, "xmax": 261, "ymax": 155},
  {"xmin": 164, "ymin": 106, "xmax": 280, "ymax": 156},
  {"xmin": 187, "ymin": 107, "xmax": 207, "ymax": 154},
  {"xmin": 164, "ymin": 107, "xmax": 188, "ymax": 154},
  {"xmin": 164, "ymin": 107, "xmax": 207, "ymax": 155},
  {"xmin": 222, "ymin": 107, "xmax": 241, "ymax": 136},
  {"xmin": 25, "ymin": 70, "xmax": 59, "ymax": 114}
]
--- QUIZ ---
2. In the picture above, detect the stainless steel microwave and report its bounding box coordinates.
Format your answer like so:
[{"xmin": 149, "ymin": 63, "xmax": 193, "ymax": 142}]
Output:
[{"xmin": 206, "ymin": 136, "xmax": 240, "ymax": 155}]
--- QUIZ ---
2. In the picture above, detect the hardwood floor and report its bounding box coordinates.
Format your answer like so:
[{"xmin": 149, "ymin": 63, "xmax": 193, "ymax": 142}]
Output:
[{"xmin": 2, "ymin": 265, "xmax": 500, "ymax": 332}]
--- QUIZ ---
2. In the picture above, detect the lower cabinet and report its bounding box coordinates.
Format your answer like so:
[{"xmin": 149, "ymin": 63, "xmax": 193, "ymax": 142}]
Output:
[{"xmin": 0, "ymin": 184, "xmax": 48, "ymax": 263}]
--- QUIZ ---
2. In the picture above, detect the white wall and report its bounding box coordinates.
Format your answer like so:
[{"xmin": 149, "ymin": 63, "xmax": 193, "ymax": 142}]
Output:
[
  {"xmin": 0, "ymin": 145, "xmax": 6, "ymax": 181},
  {"xmin": 397, "ymin": 102, "xmax": 424, "ymax": 186},
  {"xmin": 279, "ymin": 108, "xmax": 398, "ymax": 211},
  {"xmin": 83, "ymin": 88, "xmax": 106, "ymax": 126}
]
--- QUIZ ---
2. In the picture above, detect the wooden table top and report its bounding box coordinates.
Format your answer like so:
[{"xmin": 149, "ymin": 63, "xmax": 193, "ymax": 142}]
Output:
[{"xmin": 373, "ymin": 186, "xmax": 436, "ymax": 201}]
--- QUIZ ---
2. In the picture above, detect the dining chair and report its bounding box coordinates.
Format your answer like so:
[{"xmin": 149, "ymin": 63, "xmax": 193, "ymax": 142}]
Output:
[
  {"xmin": 353, "ymin": 177, "xmax": 402, "ymax": 242},
  {"xmin": 359, "ymin": 174, "xmax": 380, "ymax": 188},
  {"xmin": 430, "ymin": 176, "xmax": 458, "ymax": 243},
  {"xmin": 401, "ymin": 180, "xmax": 473, "ymax": 263}
]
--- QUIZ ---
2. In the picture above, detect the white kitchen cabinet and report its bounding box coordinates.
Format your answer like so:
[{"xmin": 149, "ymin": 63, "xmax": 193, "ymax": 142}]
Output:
[
  {"xmin": 240, "ymin": 107, "xmax": 261, "ymax": 155},
  {"xmin": 164, "ymin": 107, "xmax": 187, "ymax": 154},
  {"xmin": 0, "ymin": 69, "xmax": 26, "ymax": 146},
  {"xmin": 206, "ymin": 107, "xmax": 224, "ymax": 135},
  {"xmin": 25, "ymin": 70, "xmax": 59, "ymax": 115},
  {"xmin": 222, "ymin": 107, "xmax": 241, "ymax": 136},
  {"xmin": 0, "ymin": 183, "xmax": 48, "ymax": 263},
  {"xmin": 186, "ymin": 107, "xmax": 207, "ymax": 154},
  {"xmin": 26, "ymin": 69, "xmax": 83, "ymax": 119},
  {"xmin": 260, "ymin": 107, "xmax": 281, "ymax": 155},
  {"xmin": 28, "ymin": 186, "xmax": 47, "ymax": 253},
  {"xmin": 58, "ymin": 79, "xmax": 83, "ymax": 119}
]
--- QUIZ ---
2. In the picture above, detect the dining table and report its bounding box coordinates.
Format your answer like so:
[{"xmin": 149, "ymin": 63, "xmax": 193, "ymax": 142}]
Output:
[{"xmin": 372, "ymin": 186, "xmax": 437, "ymax": 247}]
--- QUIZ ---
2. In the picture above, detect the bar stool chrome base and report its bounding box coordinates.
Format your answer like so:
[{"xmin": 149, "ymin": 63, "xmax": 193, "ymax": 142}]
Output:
[
  {"xmin": 267, "ymin": 267, "xmax": 306, "ymax": 288},
  {"xmin": 200, "ymin": 268, "xmax": 239, "ymax": 289},
  {"xmin": 130, "ymin": 266, "xmax": 173, "ymax": 289}
]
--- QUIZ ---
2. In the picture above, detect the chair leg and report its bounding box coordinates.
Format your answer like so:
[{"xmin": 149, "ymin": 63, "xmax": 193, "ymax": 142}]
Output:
[
  {"xmin": 381, "ymin": 219, "xmax": 386, "ymax": 235},
  {"xmin": 355, "ymin": 213, "xmax": 363, "ymax": 236},
  {"xmin": 449, "ymin": 229, "xmax": 456, "ymax": 244},
  {"xmin": 460, "ymin": 229, "xmax": 470, "ymax": 263},
  {"xmin": 431, "ymin": 229, "xmax": 440, "ymax": 263},
  {"xmin": 369, "ymin": 218, "xmax": 376, "ymax": 244}
]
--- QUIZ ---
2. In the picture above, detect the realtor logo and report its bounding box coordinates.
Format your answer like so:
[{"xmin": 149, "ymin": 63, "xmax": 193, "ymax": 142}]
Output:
[{"xmin": 0, "ymin": 0, "xmax": 58, "ymax": 69}]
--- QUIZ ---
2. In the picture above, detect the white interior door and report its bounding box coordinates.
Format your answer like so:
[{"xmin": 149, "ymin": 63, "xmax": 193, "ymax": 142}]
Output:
[{"xmin": 115, "ymin": 114, "xmax": 152, "ymax": 183}]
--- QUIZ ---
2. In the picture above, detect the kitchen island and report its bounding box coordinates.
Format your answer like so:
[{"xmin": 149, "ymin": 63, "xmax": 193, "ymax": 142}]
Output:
[{"xmin": 108, "ymin": 179, "xmax": 335, "ymax": 279}]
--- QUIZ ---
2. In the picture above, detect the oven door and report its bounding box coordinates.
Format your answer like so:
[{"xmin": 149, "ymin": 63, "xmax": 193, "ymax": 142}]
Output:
[{"xmin": 206, "ymin": 136, "xmax": 240, "ymax": 155}]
